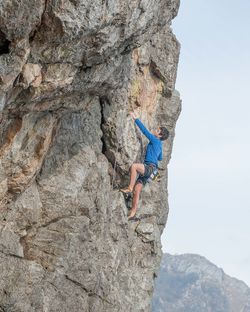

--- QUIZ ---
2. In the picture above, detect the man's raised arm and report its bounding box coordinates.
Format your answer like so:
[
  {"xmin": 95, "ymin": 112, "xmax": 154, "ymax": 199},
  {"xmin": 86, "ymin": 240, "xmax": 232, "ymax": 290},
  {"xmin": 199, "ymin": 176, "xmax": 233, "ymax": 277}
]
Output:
[{"xmin": 130, "ymin": 112, "xmax": 155, "ymax": 141}]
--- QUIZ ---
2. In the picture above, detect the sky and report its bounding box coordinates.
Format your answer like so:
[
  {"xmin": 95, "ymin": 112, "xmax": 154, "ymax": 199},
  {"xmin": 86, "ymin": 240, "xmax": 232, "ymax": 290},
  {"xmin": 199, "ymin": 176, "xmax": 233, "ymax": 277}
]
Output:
[{"xmin": 161, "ymin": 0, "xmax": 250, "ymax": 286}]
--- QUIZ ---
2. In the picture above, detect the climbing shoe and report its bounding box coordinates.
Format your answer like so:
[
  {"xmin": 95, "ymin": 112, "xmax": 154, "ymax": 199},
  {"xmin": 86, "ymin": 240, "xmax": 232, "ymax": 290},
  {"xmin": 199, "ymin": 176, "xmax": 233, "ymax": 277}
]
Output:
[{"xmin": 128, "ymin": 215, "xmax": 140, "ymax": 222}]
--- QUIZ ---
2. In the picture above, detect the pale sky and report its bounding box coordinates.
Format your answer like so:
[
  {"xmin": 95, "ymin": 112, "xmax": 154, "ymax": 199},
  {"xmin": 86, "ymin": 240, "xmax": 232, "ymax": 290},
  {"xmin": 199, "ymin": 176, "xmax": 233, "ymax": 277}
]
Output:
[{"xmin": 162, "ymin": 0, "xmax": 250, "ymax": 286}]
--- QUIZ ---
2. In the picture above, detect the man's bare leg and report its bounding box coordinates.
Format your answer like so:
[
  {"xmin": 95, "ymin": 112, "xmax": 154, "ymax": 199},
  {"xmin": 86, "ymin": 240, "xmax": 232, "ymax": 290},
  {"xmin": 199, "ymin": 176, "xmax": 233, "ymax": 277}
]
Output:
[
  {"xmin": 128, "ymin": 163, "xmax": 145, "ymax": 190},
  {"xmin": 120, "ymin": 163, "xmax": 145, "ymax": 193},
  {"xmin": 128, "ymin": 183, "xmax": 143, "ymax": 219}
]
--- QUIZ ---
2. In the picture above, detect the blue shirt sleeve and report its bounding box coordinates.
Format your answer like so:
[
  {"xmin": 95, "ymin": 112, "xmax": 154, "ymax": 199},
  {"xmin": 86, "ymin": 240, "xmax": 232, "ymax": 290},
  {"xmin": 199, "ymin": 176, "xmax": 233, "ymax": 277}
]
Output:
[
  {"xmin": 158, "ymin": 150, "xmax": 163, "ymax": 161},
  {"xmin": 135, "ymin": 118, "xmax": 156, "ymax": 141}
]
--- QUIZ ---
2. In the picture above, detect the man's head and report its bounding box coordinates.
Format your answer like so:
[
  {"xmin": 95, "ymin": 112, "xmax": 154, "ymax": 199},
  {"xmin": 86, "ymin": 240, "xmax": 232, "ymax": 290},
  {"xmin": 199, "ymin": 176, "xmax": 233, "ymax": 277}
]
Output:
[{"xmin": 153, "ymin": 126, "xmax": 169, "ymax": 141}]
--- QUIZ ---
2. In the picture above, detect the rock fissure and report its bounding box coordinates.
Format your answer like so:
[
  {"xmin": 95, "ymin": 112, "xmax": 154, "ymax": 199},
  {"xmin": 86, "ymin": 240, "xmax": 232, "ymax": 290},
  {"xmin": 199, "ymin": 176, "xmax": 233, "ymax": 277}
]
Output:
[
  {"xmin": 0, "ymin": 249, "xmax": 24, "ymax": 260},
  {"xmin": 100, "ymin": 97, "xmax": 108, "ymax": 157},
  {"xmin": 65, "ymin": 274, "xmax": 114, "ymax": 305},
  {"xmin": 29, "ymin": 0, "xmax": 50, "ymax": 44},
  {"xmin": 0, "ymin": 31, "xmax": 10, "ymax": 55}
]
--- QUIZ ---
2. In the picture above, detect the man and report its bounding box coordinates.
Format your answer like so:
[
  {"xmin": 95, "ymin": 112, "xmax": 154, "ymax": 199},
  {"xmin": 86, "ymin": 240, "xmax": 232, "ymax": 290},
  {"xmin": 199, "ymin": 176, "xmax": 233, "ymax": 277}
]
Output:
[{"xmin": 120, "ymin": 112, "xmax": 169, "ymax": 220}]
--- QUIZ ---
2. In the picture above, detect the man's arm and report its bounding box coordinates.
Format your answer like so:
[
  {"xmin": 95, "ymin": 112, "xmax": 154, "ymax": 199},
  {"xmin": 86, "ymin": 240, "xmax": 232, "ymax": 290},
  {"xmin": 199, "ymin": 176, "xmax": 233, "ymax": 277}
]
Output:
[
  {"xmin": 130, "ymin": 112, "xmax": 156, "ymax": 141},
  {"xmin": 134, "ymin": 118, "xmax": 156, "ymax": 141}
]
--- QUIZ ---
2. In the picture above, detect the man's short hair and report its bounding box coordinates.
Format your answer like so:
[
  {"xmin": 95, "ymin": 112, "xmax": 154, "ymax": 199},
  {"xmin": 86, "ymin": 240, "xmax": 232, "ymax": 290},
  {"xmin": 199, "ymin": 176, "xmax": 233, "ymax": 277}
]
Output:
[{"xmin": 159, "ymin": 126, "xmax": 169, "ymax": 141}]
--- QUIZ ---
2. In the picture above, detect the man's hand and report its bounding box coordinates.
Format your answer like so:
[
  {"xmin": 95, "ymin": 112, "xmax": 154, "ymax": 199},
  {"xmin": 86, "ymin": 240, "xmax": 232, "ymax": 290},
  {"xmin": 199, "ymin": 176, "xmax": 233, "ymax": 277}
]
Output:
[{"xmin": 130, "ymin": 111, "xmax": 137, "ymax": 120}]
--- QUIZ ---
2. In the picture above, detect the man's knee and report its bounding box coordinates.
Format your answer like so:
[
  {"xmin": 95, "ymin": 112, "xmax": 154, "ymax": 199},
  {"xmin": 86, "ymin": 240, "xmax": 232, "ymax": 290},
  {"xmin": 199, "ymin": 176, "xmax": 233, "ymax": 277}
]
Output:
[
  {"xmin": 131, "ymin": 163, "xmax": 138, "ymax": 171},
  {"xmin": 131, "ymin": 163, "xmax": 144, "ymax": 172}
]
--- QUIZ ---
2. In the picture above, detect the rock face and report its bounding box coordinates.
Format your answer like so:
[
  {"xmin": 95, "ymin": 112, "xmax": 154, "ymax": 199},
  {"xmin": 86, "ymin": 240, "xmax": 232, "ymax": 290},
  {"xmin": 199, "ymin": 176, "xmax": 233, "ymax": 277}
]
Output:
[
  {"xmin": 0, "ymin": 1, "xmax": 181, "ymax": 311},
  {"xmin": 152, "ymin": 254, "xmax": 250, "ymax": 312}
]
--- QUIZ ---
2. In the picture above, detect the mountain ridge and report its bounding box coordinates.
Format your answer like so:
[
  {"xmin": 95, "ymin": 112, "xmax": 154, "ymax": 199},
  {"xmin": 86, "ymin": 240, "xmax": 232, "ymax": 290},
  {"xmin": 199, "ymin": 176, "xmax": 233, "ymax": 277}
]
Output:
[{"xmin": 152, "ymin": 253, "xmax": 250, "ymax": 312}]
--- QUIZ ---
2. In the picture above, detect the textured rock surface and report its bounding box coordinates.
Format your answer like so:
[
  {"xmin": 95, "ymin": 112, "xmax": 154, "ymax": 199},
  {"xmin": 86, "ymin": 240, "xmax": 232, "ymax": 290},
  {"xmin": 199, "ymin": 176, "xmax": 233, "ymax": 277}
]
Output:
[
  {"xmin": 152, "ymin": 254, "xmax": 250, "ymax": 312},
  {"xmin": 0, "ymin": 1, "xmax": 181, "ymax": 311}
]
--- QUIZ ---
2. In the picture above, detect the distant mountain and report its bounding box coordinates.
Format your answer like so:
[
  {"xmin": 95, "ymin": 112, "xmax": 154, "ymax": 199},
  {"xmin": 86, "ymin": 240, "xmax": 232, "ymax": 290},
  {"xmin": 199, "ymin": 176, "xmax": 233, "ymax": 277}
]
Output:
[{"xmin": 152, "ymin": 253, "xmax": 250, "ymax": 312}]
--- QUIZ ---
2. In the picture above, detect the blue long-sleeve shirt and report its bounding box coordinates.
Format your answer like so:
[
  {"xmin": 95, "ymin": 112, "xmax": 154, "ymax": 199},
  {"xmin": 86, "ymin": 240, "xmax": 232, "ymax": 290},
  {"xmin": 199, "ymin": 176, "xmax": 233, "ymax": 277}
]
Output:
[{"xmin": 135, "ymin": 118, "xmax": 162, "ymax": 167}]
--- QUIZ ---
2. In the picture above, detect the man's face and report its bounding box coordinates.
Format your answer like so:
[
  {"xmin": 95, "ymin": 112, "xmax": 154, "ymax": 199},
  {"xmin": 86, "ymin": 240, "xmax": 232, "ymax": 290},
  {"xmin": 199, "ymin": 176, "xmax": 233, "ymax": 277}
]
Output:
[{"xmin": 153, "ymin": 127, "xmax": 161, "ymax": 137}]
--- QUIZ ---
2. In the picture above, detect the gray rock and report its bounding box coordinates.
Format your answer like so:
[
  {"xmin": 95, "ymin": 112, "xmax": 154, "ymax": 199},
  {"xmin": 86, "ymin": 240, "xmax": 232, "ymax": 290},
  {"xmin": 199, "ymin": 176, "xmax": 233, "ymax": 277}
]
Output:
[{"xmin": 0, "ymin": 0, "xmax": 181, "ymax": 311}]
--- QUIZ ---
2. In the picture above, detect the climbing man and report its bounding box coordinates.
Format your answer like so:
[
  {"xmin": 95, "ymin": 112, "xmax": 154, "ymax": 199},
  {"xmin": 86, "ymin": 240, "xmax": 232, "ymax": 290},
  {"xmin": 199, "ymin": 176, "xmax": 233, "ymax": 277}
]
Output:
[{"xmin": 120, "ymin": 111, "xmax": 169, "ymax": 220}]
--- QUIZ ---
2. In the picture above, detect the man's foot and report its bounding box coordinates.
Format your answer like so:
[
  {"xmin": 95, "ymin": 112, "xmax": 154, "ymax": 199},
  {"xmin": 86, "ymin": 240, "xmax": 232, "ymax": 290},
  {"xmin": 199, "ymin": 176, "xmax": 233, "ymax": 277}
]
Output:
[
  {"xmin": 128, "ymin": 210, "xmax": 136, "ymax": 221},
  {"xmin": 120, "ymin": 186, "xmax": 133, "ymax": 194}
]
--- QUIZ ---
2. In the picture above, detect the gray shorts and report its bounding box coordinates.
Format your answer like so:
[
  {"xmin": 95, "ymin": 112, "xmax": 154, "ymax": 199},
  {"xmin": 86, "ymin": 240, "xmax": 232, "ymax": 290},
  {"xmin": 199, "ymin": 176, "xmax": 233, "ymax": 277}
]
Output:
[{"xmin": 136, "ymin": 163, "xmax": 156, "ymax": 186}]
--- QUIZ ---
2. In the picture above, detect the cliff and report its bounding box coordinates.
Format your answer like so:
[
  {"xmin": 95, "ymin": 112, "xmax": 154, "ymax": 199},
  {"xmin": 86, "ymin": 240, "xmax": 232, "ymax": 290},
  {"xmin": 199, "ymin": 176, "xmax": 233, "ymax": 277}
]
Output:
[
  {"xmin": 0, "ymin": 1, "xmax": 181, "ymax": 311},
  {"xmin": 152, "ymin": 254, "xmax": 250, "ymax": 312}
]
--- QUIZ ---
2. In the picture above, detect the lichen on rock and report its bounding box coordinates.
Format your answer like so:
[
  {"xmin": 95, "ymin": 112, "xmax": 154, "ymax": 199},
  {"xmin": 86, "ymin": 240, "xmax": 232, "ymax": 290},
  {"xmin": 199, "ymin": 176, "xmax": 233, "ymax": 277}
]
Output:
[{"xmin": 0, "ymin": 0, "xmax": 181, "ymax": 311}]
